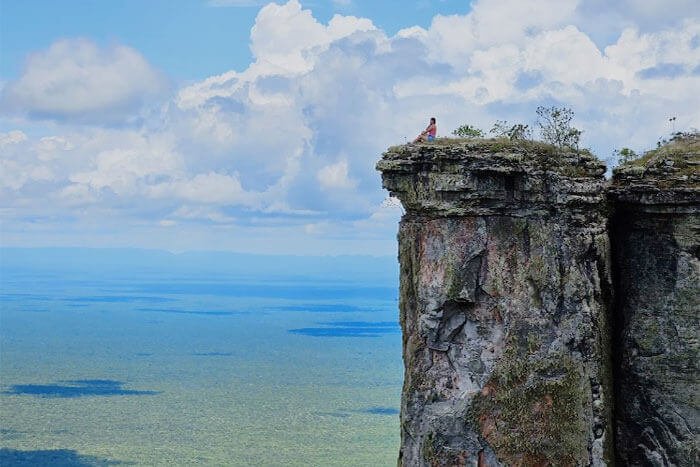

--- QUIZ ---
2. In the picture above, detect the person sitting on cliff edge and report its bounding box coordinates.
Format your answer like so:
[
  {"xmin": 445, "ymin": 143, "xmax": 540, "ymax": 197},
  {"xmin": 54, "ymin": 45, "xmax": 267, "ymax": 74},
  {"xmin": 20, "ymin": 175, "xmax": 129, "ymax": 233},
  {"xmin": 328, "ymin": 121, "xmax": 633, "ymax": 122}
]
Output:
[{"xmin": 413, "ymin": 117, "xmax": 437, "ymax": 143}]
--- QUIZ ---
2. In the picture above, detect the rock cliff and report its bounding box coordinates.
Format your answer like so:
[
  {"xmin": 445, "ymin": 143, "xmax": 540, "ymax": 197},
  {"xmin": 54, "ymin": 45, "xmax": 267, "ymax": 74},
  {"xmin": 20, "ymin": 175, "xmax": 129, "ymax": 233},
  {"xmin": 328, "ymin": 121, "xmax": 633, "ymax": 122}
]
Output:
[
  {"xmin": 377, "ymin": 140, "xmax": 615, "ymax": 466},
  {"xmin": 609, "ymin": 135, "xmax": 700, "ymax": 466}
]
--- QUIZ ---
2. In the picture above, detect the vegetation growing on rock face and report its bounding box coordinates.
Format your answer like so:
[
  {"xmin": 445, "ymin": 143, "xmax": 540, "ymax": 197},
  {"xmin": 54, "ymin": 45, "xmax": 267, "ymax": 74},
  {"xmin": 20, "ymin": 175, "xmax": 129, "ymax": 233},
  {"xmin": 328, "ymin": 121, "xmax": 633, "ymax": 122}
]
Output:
[{"xmin": 470, "ymin": 338, "xmax": 590, "ymax": 466}]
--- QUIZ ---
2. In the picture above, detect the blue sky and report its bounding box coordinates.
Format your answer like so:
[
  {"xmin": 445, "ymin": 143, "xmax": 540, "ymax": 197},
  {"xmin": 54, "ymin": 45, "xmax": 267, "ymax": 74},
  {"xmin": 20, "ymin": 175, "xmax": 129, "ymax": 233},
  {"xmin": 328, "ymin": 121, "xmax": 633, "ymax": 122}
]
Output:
[
  {"xmin": 1, "ymin": 0, "xmax": 699, "ymax": 255},
  {"xmin": 1, "ymin": 0, "xmax": 470, "ymax": 81}
]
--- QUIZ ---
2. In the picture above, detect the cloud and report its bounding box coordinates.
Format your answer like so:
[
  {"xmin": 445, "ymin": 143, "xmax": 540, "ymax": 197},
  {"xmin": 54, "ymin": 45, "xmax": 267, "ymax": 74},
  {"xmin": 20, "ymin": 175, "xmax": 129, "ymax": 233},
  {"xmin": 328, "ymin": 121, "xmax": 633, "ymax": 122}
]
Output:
[
  {"xmin": 1, "ymin": 0, "xmax": 699, "ymax": 254},
  {"xmin": 0, "ymin": 129, "xmax": 57, "ymax": 191},
  {"xmin": 250, "ymin": 0, "xmax": 375, "ymax": 73},
  {"xmin": 148, "ymin": 172, "xmax": 252, "ymax": 205},
  {"xmin": 574, "ymin": 0, "xmax": 700, "ymax": 45},
  {"xmin": 0, "ymin": 130, "xmax": 27, "ymax": 146},
  {"xmin": 317, "ymin": 160, "xmax": 357, "ymax": 190},
  {"xmin": 0, "ymin": 158, "xmax": 53, "ymax": 191},
  {"xmin": 0, "ymin": 39, "xmax": 167, "ymax": 123},
  {"xmin": 167, "ymin": 205, "xmax": 237, "ymax": 224}
]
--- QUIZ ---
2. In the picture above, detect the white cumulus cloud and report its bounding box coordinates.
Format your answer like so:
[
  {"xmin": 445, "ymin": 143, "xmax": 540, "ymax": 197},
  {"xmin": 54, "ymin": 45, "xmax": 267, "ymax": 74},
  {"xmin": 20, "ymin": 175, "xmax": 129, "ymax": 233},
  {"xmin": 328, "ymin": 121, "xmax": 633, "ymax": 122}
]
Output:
[
  {"xmin": 317, "ymin": 159, "xmax": 357, "ymax": 190},
  {"xmin": 250, "ymin": 0, "xmax": 375, "ymax": 73},
  {"xmin": 0, "ymin": 38, "xmax": 167, "ymax": 123}
]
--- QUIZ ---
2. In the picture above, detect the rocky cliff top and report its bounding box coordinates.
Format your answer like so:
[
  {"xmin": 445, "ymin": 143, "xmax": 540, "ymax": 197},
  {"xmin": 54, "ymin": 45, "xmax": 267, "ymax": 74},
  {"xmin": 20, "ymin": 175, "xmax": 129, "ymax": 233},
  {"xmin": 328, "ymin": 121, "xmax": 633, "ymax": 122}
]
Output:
[
  {"xmin": 609, "ymin": 133, "xmax": 700, "ymax": 210},
  {"xmin": 376, "ymin": 138, "xmax": 607, "ymax": 221}
]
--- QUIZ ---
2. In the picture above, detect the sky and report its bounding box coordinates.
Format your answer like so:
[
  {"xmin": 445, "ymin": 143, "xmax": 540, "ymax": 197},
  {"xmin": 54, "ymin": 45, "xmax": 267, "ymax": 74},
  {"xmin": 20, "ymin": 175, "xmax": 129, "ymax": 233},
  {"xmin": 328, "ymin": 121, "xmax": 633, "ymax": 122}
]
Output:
[{"xmin": 1, "ymin": 0, "xmax": 699, "ymax": 255}]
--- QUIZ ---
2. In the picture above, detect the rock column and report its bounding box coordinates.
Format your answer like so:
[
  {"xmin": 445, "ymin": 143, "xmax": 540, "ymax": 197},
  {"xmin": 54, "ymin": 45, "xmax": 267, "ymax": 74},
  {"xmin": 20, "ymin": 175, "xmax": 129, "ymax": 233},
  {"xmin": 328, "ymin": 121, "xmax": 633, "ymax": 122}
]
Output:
[
  {"xmin": 377, "ymin": 141, "xmax": 614, "ymax": 466},
  {"xmin": 609, "ymin": 140, "xmax": 699, "ymax": 466}
]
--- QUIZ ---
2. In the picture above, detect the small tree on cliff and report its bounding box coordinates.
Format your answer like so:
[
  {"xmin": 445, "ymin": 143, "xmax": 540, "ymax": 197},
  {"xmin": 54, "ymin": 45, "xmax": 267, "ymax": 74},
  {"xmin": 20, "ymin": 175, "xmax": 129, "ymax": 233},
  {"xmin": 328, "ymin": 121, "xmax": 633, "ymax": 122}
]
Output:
[
  {"xmin": 536, "ymin": 106, "xmax": 582, "ymax": 149},
  {"xmin": 613, "ymin": 147, "xmax": 639, "ymax": 165},
  {"xmin": 452, "ymin": 124, "xmax": 485, "ymax": 138}
]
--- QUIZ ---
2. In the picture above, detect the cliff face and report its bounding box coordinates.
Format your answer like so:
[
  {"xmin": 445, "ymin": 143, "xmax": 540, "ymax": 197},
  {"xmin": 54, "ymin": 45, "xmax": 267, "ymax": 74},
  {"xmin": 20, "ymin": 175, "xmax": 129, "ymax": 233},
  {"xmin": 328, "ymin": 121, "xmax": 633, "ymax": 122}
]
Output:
[
  {"xmin": 609, "ymin": 136, "xmax": 700, "ymax": 465},
  {"xmin": 377, "ymin": 141, "xmax": 614, "ymax": 466}
]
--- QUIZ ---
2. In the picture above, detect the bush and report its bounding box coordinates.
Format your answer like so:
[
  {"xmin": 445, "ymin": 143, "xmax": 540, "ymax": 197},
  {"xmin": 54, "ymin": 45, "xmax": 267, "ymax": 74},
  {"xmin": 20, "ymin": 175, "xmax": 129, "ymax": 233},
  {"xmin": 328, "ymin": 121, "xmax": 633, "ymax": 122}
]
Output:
[{"xmin": 452, "ymin": 124, "xmax": 485, "ymax": 138}]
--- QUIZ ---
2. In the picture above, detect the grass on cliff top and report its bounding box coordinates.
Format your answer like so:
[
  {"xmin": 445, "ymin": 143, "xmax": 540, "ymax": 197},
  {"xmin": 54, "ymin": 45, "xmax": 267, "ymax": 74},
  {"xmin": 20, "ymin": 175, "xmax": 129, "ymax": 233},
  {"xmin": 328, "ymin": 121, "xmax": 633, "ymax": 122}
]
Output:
[
  {"xmin": 389, "ymin": 137, "xmax": 548, "ymax": 152},
  {"xmin": 387, "ymin": 137, "xmax": 597, "ymax": 163},
  {"xmin": 618, "ymin": 131, "xmax": 700, "ymax": 171}
]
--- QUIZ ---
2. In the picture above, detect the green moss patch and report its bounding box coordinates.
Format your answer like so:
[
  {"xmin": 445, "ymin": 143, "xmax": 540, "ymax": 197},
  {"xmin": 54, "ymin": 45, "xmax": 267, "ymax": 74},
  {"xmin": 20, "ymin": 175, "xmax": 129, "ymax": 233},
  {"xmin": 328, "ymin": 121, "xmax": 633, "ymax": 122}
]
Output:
[{"xmin": 471, "ymin": 342, "xmax": 589, "ymax": 466}]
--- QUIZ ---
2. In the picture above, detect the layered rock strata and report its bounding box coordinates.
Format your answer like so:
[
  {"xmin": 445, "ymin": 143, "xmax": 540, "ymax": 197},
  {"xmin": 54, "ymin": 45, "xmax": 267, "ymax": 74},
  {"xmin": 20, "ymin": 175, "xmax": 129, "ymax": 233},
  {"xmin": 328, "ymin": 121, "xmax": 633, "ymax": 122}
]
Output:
[
  {"xmin": 377, "ymin": 140, "xmax": 614, "ymax": 466},
  {"xmin": 609, "ymin": 137, "xmax": 699, "ymax": 466}
]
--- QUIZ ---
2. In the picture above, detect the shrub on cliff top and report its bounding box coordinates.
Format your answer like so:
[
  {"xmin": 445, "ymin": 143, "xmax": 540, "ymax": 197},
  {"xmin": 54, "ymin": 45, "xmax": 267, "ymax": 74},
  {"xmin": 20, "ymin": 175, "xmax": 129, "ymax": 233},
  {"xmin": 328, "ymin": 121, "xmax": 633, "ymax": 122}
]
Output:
[{"xmin": 452, "ymin": 124, "xmax": 485, "ymax": 138}]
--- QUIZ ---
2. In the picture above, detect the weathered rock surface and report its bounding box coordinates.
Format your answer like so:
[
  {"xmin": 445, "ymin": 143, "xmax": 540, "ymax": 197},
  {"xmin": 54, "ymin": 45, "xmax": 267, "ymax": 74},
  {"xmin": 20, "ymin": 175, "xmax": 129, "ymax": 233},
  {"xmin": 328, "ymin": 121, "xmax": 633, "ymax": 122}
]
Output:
[
  {"xmin": 609, "ymin": 135, "xmax": 700, "ymax": 466},
  {"xmin": 378, "ymin": 140, "xmax": 614, "ymax": 466}
]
